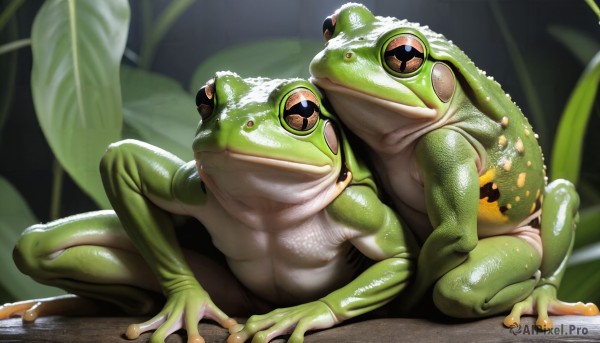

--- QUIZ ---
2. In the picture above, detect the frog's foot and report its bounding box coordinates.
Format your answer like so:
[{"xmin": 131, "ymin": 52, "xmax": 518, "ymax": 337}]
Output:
[
  {"xmin": 503, "ymin": 284, "xmax": 599, "ymax": 331},
  {"xmin": 124, "ymin": 286, "xmax": 237, "ymax": 343},
  {"xmin": 0, "ymin": 294, "xmax": 97, "ymax": 322}
]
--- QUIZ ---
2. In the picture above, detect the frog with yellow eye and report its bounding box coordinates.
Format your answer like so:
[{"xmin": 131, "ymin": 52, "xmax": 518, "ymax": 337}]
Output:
[{"xmin": 310, "ymin": 2, "xmax": 599, "ymax": 330}]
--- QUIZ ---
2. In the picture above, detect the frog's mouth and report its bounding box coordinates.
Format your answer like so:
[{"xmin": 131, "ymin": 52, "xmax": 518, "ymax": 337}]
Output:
[
  {"xmin": 310, "ymin": 77, "xmax": 437, "ymax": 120},
  {"xmin": 311, "ymin": 77, "xmax": 442, "ymax": 152},
  {"xmin": 195, "ymin": 149, "xmax": 341, "ymax": 209}
]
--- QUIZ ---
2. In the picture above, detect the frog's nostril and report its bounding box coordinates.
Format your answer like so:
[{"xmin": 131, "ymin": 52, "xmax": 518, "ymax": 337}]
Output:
[
  {"xmin": 344, "ymin": 51, "xmax": 354, "ymax": 60},
  {"xmin": 246, "ymin": 120, "xmax": 254, "ymax": 128}
]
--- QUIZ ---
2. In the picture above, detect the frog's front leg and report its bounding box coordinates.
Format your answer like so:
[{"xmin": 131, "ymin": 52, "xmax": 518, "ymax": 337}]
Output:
[
  {"xmin": 504, "ymin": 180, "xmax": 599, "ymax": 330},
  {"xmin": 405, "ymin": 129, "xmax": 480, "ymax": 305},
  {"xmin": 100, "ymin": 139, "xmax": 236, "ymax": 342}
]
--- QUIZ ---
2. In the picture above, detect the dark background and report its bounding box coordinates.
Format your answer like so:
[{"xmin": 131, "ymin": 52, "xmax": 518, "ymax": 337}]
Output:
[{"xmin": 0, "ymin": 0, "xmax": 598, "ymax": 221}]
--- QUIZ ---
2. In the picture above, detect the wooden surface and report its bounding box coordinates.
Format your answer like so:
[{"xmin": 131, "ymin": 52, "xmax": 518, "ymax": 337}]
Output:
[{"xmin": 0, "ymin": 315, "xmax": 599, "ymax": 342}]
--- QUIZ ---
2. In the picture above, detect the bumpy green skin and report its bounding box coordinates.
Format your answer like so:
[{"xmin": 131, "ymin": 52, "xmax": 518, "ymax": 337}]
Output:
[
  {"xmin": 7, "ymin": 73, "xmax": 418, "ymax": 343},
  {"xmin": 310, "ymin": 2, "xmax": 598, "ymax": 328}
]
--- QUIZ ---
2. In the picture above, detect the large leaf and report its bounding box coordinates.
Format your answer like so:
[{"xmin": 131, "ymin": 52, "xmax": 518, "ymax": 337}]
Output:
[
  {"xmin": 0, "ymin": 177, "xmax": 64, "ymax": 301},
  {"xmin": 189, "ymin": 39, "xmax": 323, "ymax": 94},
  {"xmin": 30, "ymin": 0, "xmax": 130, "ymax": 208},
  {"xmin": 550, "ymin": 50, "xmax": 600, "ymax": 184},
  {"xmin": 121, "ymin": 66, "xmax": 198, "ymax": 160},
  {"xmin": 548, "ymin": 26, "xmax": 600, "ymax": 66},
  {"xmin": 574, "ymin": 204, "xmax": 600, "ymax": 250},
  {"xmin": 0, "ymin": 13, "xmax": 17, "ymax": 134},
  {"xmin": 559, "ymin": 258, "xmax": 600, "ymax": 304}
]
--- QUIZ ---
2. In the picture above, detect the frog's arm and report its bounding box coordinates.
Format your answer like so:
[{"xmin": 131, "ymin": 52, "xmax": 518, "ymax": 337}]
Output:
[
  {"xmin": 229, "ymin": 184, "xmax": 417, "ymax": 343},
  {"xmin": 100, "ymin": 139, "xmax": 235, "ymax": 342},
  {"xmin": 409, "ymin": 128, "xmax": 480, "ymax": 301}
]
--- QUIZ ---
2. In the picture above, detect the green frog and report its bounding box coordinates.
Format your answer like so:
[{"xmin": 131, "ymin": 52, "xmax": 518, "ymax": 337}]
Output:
[
  {"xmin": 0, "ymin": 72, "xmax": 418, "ymax": 343},
  {"xmin": 310, "ymin": 2, "xmax": 598, "ymax": 330}
]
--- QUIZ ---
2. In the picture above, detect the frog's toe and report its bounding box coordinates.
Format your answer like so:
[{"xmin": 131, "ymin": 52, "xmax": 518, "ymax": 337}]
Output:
[
  {"xmin": 0, "ymin": 300, "xmax": 37, "ymax": 320},
  {"xmin": 548, "ymin": 300, "xmax": 599, "ymax": 316},
  {"xmin": 535, "ymin": 315, "xmax": 553, "ymax": 331},
  {"xmin": 503, "ymin": 296, "xmax": 533, "ymax": 328},
  {"xmin": 0, "ymin": 295, "xmax": 87, "ymax": 322}
]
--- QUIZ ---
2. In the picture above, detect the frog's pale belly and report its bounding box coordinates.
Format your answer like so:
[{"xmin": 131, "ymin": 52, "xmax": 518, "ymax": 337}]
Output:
[{"xmin": 191, "ymin": 203, "xmax": 357, "ymax": 305}]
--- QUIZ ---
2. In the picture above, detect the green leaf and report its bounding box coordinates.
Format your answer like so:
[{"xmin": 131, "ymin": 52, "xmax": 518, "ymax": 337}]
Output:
[
  {"xmin": 121, "ymin": 66, "xmax": 198, "ymax": 160},
  {"xmin": 574, "ymin": 205, "xmax": 600, "ymax": 250},
  {"xmin": 30, "ymin": 0, "xmax": 130, "ymax": 208},
  {"xmin": 139, "ymin": 0, "xmax": 196, "ymax": 69},
  {"xmin": 189, "ymin": 39, "xmax": 323, "ymax": 93},
  {"xmin": 548, "ymin": 26, "xmax": 600, "ymax": 66},
  {"xmin": 0, "ymin": 177, "xmax": 64, "ymax": 301},
  {"xmin": 550, "ymin": 50, "xmax": 600, "ymax": 184},
  {"xmin": 559, "ymin": 258, "xmax": 600, "ymax": 304},
  {"xmin": 0, "ymin": 14, "xmax": 18, "ymax": 134}
]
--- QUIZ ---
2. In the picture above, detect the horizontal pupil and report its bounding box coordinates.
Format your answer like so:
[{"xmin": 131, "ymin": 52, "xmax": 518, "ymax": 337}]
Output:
[
  {"xmin": 385, "ymin": 45, "xmax": 424, "ymax": 62},
  {"xmin": 288, "ymin": 101, "xmax": 318, "ymax": 118}
]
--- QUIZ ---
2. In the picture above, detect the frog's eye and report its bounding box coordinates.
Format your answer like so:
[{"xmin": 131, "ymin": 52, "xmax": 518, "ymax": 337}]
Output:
[
  {"xmin": 196, "ymin": 79, "xmax": 215, "ymax": 120},
  {"xmin": 283, "ymin": 89, "xmax": 320, "ymax": 132},
  {"xmin": 383, "ymin": 34, "xmax": 425, "ymax": 75},
  {"xmin": 322, "ymin": 15, "xmax": 337, "ymax": 42}
]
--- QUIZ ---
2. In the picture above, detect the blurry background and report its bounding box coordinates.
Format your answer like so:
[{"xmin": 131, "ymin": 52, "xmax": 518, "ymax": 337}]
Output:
[{"xmin": 0, "ymin": 0, "xmax": 598, "ymax": 307}]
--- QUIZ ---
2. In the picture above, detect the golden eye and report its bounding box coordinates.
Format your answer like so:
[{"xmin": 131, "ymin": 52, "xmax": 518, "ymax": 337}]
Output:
[
  {"xmin": 283, "ymin": 89, "xmax": 320, "ymax": 132},
  {"xmin": 322, "ymin": 14, "xmax": 337, "ymax": 42},
  {"xmin": 196, "ymin": 79, "xmax": 215, "ymax": 120},
  {"xmin": 383, "ymin": 35, "xmax": 425, "ymax": 74}
]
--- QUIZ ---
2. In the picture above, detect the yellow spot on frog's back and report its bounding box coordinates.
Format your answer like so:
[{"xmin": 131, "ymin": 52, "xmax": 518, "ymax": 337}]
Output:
[
  {"xmin": 503, "ymin": 160, "xmax": 512, "ymax": 172},
  {"xmin": 501, "ymin": 116, "xmax": 509, "ymax": 128},
  {"xmin": 524, "ymin": 129, "xmax": 530, "ymax": 137},
  {"xmin": 536, "ymin": 189, "xmax": 541, "ymax": 198},
  {"xmin": 517, "ymin": 172, "xmax": 527, "ymax": 188},
  {"xmin": 516, "ymin": 138, "xmax": 525, "ymax": 154},
  {"xmin": 527, "ymin": 160, "xmax": 532, "ymax": 167},
  {"xmin": 526, "ymin": 190, "xmax": 530, "ymax": 197},
  {"xmin": 515, "ymin": 196, "xmax": 521, "ymax": 202},
  {"xmin": 499, "ymin": 135, "xmax": 507, "ymax": 147},
  {"xmin": 530, "ymin": 202, "xmax": 537, "ymax": 214}
]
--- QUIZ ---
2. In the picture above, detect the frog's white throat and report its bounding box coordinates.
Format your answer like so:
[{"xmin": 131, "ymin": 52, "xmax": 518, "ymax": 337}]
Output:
[
  {"xmin": 195, "ymin": 150, "xmax": 350, "ymax": 230},
  {"xmin": 311, "ymin": 77, "xmax": 446, "ymax": 154}
]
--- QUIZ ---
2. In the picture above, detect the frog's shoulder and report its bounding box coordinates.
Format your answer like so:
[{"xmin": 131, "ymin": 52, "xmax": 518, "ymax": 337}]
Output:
[{"xmin": 171, "ymin": 161, "xmax": 208, "ymax": 207}]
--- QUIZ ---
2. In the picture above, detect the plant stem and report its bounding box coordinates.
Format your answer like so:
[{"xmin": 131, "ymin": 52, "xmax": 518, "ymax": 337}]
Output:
[
  {"xmin": 0, "ymin": 0, "xmax": 24, "ymax": 33},
  {"xmin": 139, "ymin": 0, "xmax": 196, "ymax": 69},
  {"xmin": 584, "ymin": 0, "xmax": 600, "ymax": 21},
  {"xmin": 50, "ymin": 159, "xmax": 64, "ymax": 220},
  {"xmin": 489, "ymin": 0, "xmax": 547, "ymax": 150},
  {"xmin": 0, "ymin": 38, "xmax": 30, "ymax": 56}
]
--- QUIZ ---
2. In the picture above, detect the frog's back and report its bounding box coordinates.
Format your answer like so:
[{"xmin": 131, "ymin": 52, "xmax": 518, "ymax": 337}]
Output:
[
  {"xmin": 468, "ymin": 107, "xmax": 546, "ymax": 228},
  {"xmin": 422, "ymin": 24, "xmax": 547, "ymax": 229}
]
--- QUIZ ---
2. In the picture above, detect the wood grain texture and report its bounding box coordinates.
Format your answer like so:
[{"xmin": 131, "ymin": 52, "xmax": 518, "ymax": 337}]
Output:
[{"xmin": 0, "ymin": 315, "xmax": 599, "ymax": 342}]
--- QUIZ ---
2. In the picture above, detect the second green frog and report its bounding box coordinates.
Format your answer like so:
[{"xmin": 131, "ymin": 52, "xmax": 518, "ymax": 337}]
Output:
[{"xmin": 310, "ymin": 2, "xmax": 598, "ymax": 329}]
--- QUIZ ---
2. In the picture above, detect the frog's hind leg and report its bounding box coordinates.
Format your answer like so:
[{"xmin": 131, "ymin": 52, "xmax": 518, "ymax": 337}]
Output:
[
  {"xmin": 504, "ymin": 180, "xmax": 599, "ymax": 330},
  {"xmin": 5, "ymin": 210, "xmax": 163, "ymax": 321},
  {"xmin": 432, "ymin": 235, "xmax": 542, "ymax": 319}
]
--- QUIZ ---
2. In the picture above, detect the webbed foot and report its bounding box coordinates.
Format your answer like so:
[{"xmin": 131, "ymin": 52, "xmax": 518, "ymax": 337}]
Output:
[
  {"xmin": 503, "ymin": 284, "xmax": 599, "ymax": 330},
  {"xmin": 0, "ymin": 294, "xmax": 96, "ymax": 322}
]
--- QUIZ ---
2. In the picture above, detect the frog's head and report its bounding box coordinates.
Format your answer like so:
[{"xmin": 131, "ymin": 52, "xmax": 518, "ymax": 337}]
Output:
[
  {"xmin": 310, "ymin": 3, "xmax": 508, "ymax": 148},
  {"xmin": 192, "ymin": 72, "xmax": 357, "ymax": 210}
]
